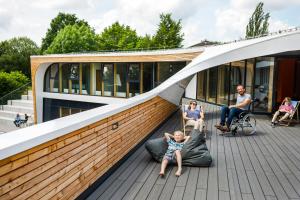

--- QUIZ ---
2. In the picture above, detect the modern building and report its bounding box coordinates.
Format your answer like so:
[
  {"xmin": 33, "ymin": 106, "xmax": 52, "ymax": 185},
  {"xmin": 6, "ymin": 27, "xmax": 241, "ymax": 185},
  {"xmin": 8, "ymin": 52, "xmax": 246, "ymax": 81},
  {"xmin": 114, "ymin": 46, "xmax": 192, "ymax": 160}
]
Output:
[{"xmin": 0, "ymin": 28, "xmax": 300, "ymax": 200}]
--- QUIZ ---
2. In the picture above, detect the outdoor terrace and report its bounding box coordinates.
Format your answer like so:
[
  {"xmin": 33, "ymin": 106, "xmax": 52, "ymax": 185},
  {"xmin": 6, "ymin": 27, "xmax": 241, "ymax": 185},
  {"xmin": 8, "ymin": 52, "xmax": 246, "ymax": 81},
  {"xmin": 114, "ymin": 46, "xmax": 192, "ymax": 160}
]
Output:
[{"xmin": 86, "ymin": 103, "xmax": 300, "ymax": 200}]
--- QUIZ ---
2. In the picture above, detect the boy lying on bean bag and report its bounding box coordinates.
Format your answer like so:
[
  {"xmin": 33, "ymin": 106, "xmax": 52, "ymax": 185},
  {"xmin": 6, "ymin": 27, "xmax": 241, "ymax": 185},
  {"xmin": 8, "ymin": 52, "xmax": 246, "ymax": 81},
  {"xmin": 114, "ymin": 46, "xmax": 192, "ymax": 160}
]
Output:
[{"xmin": 145, "ymin": 129, "xmax": 212, "ymax": 167}]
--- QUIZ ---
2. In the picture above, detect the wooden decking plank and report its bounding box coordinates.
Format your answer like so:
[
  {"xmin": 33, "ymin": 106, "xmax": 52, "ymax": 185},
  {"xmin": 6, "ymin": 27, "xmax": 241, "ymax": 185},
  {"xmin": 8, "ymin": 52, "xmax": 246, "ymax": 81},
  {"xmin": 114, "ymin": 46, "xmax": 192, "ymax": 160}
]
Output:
[
  {"xmin": 158, "ymin": 168, "xmax": 178, "ymax": 200},
  {"xmin": 133, "ymin": 164, "xmax": 161, "ymax": 200},
  {"xmin": 146, "ymin": 185, "xmax": 164, "ymax": 200},
  {"xmin": 197, "ymin": 167, "xmax": 208, "ymax": 189},
  {"xmin": 227, "ymin": 168, "xmax": 242, "ymax": 200},
  {"xmin": 182, "ymin": 167, "xmax": 199, "ymax": 200},
  {"xmin": 242, "ymin": 193, "xmax": 254, "ymax": 200},
  {"xmin": 265, "ymin": 196, "xmax": 277, "ymax": 200},
  {"xmin": 122, "ymin": 182, "xmax": 144, "ymax": 200},
  {"xmin": 217, "ymin": 151, "xmax": 229, "ymax": 191},
  {"xmin": 170, "ymin": 186, "xmax": 185, "ymax": 200},
  {"xmin": 265, "ymin": 173, "xmax": 289, "ymax": 200},
  {"xmin": 219, "ymin": 191, "xmax": 230, "ymax": 200},
  {"xmin": 195, "ymin": 188, "xmax": 207, "ymax": 200},
  {"xmin": 176, "ymin": 167, "xmax": 190, "ymax": 187},
  {"xmin": 246, "ymin": 170, "xmax": 266, "ymax": 200}
]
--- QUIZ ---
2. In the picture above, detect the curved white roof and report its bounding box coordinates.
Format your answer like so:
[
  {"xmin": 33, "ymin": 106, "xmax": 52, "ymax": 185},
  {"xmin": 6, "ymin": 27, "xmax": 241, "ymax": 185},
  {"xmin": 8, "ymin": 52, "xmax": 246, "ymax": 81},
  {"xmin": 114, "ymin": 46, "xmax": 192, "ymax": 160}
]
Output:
[{"xmin": 1, "ymin": 29, "xmax": 300, "ymax": 160}]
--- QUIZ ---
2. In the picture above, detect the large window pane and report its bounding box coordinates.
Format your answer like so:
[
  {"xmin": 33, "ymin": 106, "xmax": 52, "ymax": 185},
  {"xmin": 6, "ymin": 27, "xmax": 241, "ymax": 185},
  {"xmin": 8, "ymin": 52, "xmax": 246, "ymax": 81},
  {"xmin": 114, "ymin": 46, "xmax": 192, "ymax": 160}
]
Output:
[
  {"xmin": 70, "ymin": 63, "xmax": 80, "ymax": 94},
  {"xmin": 230, "ymin": 61, "xmax": 245, "ymax": 105},
  {"xmin": 217, "ymin": 64, "xmax": 230, "ymax": 105},
  {"xmin": 94, "ymin": 63, "xmax": 102, "ymax": 96},
  {"xmin": 157, "ymin": 62, "xmax": 186, "ymax": 84},
  {"xmin": 44, "ymin": 64, "xmax": 59, "ymax": 92},
  {"xmin": 206, "ymin": 67, "xmax": 218, "ymax": 103},
  {"xmin": 196, "ymin": 70, "xmax": 206, "ymax": 101},
  {"xmin": 254, "ymin": 57, "xmax": 274, "ymax": 112},
  {"xmin": 143, "ymin": 63, "xmax": 155, "ymax": 93},
  {"xmin": 62, "ymin": 64, "xmax": 70, "ymax": 94},
  {"xmin": 81, "ymin": 63, "xmax": 90, "ymax": 95},
  {"xmin": 129, "ymin": 63, "xmax": 140, "ymax": 97},
  {"xmin": 116, "ymin": 63, "xmax": 127, "ymax": 97},
  {"xmin": 103, "ymin": 63, "xmax": 114, "ymax": 96}
]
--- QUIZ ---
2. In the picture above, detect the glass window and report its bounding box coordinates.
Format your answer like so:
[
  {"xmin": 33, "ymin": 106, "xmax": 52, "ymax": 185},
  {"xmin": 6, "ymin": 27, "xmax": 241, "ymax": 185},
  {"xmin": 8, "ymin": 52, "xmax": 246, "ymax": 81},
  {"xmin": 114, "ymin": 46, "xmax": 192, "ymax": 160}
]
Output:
[
  {"xmin": 44, "ymin": 64, "xmax": 59, "ymax": 92},
  {"xmin": 94, "ymin": 63, "xmax": 102, "ymax": 96},
  {"xmin": 157, "ymin": 62, "xmax": 186, "ymax": 84},
  {"xmin": 254, "ymin": 57, "xmax": 274, "ymax": 112},
  {"xmin": 206, "ymin": 67, "xmax": 218, "ymax": 103},
  {"xmin": 116, "ymin": 63, "xmax": 127, "ymax": 97},
  {"xmin": 196, "ymin": 70, "xmax": 206, "ymax": 101},
  {"xmin": 62, "ymin": 64, "xmax": 70, "ymax": 94},
  {"xmin": 230, "ymin": 61, "xmax": 245, "ymax": 105},
  {"xmin": 217, "ymin": 64, "xmax": 230, "ymax": 105},
  {"xmin": 103, "ymin": 63, "xmax": 114, "ymax": 96},
  {"xmin": 128, "ymin": 63, "xmax": 140, "ymax": 97},
  {"xmin": 61, "ymin": 63, "xmax": 80, "ymax": 94},
  {"xmin": 81, "ymin": 63, "xmax": 90, "ymax": 95},
  {"xmin": 143, "ymin": 63, "xmax": 155, "ymax": 93}
]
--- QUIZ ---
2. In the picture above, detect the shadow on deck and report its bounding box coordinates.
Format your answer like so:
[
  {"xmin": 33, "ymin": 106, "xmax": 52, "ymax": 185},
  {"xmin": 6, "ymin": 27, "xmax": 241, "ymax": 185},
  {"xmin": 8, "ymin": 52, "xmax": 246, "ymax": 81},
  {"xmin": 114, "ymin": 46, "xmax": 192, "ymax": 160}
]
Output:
[{"xmin": 85, "ymin": 103, "xmax": 300, "ymax": 200}]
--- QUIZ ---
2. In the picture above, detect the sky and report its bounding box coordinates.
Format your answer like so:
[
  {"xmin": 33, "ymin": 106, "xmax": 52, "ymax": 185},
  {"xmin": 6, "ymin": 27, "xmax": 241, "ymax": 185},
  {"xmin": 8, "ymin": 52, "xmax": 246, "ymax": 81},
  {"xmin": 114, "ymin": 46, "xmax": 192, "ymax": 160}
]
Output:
[{"xmin": 0, "ymin": 0, "xmax": 300, "ymax": 47}]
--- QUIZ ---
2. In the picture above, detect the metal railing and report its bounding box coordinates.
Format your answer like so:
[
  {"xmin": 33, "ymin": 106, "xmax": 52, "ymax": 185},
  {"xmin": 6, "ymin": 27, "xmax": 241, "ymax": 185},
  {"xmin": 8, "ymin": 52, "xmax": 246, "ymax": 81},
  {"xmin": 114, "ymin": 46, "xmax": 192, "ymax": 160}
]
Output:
[{"xmin": 0, "ymin": 82, "xmax": 32, "ymax": 110}]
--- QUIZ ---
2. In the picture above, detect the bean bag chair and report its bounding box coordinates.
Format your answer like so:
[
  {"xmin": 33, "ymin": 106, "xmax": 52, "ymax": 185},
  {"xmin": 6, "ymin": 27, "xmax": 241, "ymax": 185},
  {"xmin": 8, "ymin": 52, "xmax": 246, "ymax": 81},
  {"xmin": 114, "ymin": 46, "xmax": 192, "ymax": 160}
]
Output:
[{"xmin": 145, "ymin": 129, "xmax": 212, "ymax": 167}]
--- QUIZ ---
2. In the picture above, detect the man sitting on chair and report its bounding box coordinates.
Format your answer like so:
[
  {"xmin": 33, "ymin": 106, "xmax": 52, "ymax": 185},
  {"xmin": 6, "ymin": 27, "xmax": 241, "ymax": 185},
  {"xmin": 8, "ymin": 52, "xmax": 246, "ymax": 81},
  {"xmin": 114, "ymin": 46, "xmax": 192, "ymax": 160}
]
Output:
[
  {"xmin": 215, "ymin": 85, "xmax": 251, "ymax": 132},
  {"xmin": 183, "ymin": 100, "xmax": 205, "ymax": 132}
]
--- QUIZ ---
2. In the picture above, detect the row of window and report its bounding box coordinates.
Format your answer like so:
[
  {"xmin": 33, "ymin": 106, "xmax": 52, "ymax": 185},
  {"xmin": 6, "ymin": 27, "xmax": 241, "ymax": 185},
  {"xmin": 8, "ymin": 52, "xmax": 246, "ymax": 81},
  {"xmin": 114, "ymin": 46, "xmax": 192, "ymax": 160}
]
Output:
[
  {"xmin": 196, "ymin": 57, "xmax": 275, "ymax": 113},
  {"xmin": 44, "ymin": 62, "xmax": 186, "ymax": 98}
]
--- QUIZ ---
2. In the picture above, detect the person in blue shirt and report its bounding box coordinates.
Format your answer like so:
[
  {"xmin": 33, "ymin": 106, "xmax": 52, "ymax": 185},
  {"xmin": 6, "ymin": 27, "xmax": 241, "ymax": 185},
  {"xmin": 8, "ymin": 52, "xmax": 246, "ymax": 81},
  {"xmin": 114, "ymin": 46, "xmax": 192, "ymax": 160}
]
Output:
[
  {"xmin": 13, "ymin": 113, "xmax": 21, "ymax": 127},
  {"xmin": 159, "ymin": 131, "xmax": 190, "ymax": 177},
  {"xmin": 183, "ymin": 100, "xmax": 205, "ymax": 132}
]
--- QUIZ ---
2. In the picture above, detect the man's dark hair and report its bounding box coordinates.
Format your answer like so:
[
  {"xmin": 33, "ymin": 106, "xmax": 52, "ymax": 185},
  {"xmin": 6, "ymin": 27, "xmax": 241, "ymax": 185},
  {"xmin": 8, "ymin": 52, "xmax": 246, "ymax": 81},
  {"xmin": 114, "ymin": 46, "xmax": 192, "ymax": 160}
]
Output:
[{"xmin": 236, "ymin": 84, "xmax": 245, "ymax": 89}]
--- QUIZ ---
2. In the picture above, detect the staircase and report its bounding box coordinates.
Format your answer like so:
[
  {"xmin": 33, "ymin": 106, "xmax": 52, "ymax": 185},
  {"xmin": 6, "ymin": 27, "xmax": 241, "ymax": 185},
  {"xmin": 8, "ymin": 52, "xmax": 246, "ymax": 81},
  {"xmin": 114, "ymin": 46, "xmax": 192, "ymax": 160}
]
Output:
[{"xmin": 0, "ymin": 91, "xmax": 34, "ymax": 133}]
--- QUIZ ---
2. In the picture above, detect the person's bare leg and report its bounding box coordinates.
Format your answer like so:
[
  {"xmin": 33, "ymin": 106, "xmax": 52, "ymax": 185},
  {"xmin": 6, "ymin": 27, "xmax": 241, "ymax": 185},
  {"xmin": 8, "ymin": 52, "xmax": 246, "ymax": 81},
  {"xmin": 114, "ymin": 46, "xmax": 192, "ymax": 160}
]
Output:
[
  {"xmin": 175, "ymin": 150, "xmax": 182, "ymax": 176},
  {"xmin": 159, "ymin": 159, "xmax": 168, "ymax": 176},
  {"xmin": 279, "ymin": 112, "xmax": 290, "ymax": 121},
  {"xmin": 271, "ymin": 111, "xmax": 280, "ymax": 123}
]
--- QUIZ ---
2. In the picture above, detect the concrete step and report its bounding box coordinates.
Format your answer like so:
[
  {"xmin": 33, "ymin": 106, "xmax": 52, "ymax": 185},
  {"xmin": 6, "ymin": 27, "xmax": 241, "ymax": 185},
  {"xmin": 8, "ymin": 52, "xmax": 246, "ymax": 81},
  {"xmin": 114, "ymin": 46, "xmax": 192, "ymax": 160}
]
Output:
[
  {"xmin": 2, "ymin": 105, "xmax": 34, "ymax": 114},
  {"xmin": 0, "ymin": 110, "xmax": 34, "ymax": 119},
  {"xmin": 7, "ymin": 100, "xmax": 33, "ymax": 108},
  {"xmin": 21, "ymin": 95, "xmax": 33, "ymax": 100},
  {"xmin": 28, "ymin": 90, "xmax": 33, "ymax": 96}
]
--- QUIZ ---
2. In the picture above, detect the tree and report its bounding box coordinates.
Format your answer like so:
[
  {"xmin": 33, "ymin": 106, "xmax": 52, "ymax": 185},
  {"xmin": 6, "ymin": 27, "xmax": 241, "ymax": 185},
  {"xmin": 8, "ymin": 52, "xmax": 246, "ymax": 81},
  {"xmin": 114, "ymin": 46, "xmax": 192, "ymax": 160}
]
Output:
[
  {"xmin": 136, "ymin": 34, "xmax": 153, "ymax": 49},
  {"xmin": 0, "ymin": 37, "xmax": 40, "ymax": 77},
  {"xmin": 45, "ymin": 24, "xmax": 99, "ymax": 54},
  {"xmin": 246, "ymin": 2, "xmax": 270, "ymax": 38},
  {"xmin": 0, "ymin": 71, "xmax": 29, "ymax": 97},
  {"xmin": 152, "ymin": 13, "xmax": 184, "ymax": 49},
  {"xmin": 98, "ymin": 22, "xmax": 139, "ymax": 50},
  {"xmin": 41, "ymin": 12, "xmax": 89, "ymax": 53}
]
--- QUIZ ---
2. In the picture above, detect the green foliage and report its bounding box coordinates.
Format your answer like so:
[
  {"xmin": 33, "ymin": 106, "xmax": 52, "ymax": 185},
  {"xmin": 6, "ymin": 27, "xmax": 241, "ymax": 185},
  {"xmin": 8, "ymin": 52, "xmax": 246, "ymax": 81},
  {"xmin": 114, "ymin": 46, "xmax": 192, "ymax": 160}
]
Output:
[
  {"xmin": 0, "ymin": 71, "xmax": 29, "ymax": 97},
  {"xmin": 152, "ymin": 13, "xmax": 184, "ymax": 49},
  {"xmin": 136, "ymin": 34, "xmax": 153, "ymax": 49},
  {"xmin": 98, "ymin": 22, "xmax": 139, "ymax": 50},
  {"xmin": 41, "ymin": 12, "xmax": 89, "ymax": 53},
  {"xmin": 246, "ymin": 2, "xmax": 270, "ymax": 38},
  {"xmin": 45, "ymin": 24, "xmax": 99, "ymax": 54},
  {"xmin": 0, "ymin": 37, "xmax": 40, "ymax": 77}
]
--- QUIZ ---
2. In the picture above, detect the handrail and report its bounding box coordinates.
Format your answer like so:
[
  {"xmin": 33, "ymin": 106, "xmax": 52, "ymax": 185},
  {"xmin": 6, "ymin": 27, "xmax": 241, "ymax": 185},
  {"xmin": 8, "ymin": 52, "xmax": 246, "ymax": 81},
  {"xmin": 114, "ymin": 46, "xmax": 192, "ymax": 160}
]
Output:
[{"xmin": 0, "ymin": 82, "xmax": 32, "ymax": 110}]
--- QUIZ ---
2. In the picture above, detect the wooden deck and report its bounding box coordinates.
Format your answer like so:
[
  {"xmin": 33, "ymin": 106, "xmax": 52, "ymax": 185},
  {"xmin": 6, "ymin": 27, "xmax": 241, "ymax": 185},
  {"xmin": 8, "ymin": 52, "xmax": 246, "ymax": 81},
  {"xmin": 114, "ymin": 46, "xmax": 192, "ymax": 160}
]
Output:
[{"xmin": 86, "ymin": 103, "xmax": 300, "ymax": 200}]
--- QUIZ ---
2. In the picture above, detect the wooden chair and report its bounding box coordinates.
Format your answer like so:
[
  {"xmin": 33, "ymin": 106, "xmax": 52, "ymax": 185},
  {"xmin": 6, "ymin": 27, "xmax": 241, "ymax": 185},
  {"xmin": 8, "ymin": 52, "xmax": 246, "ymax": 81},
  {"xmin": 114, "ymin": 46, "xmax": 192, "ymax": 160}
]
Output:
[
  {"xmin": 279, "ymin": 100, "xmax": 300, "ymax": 126},
  {"xmin": 181, "ymin": 104, "xmax": 207, "ymax": 136}
]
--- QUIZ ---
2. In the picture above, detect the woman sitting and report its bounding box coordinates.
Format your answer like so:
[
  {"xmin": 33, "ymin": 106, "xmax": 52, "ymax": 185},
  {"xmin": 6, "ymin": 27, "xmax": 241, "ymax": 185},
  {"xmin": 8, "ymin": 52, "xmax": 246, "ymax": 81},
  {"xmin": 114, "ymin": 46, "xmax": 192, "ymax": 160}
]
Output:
[
  {"xmin": 183, "ymin": 100, "xmax": 205, "ymax": 133},
  {"xmin": 271, "ymin": 97, "xmax": 295, "ymax": 127}
]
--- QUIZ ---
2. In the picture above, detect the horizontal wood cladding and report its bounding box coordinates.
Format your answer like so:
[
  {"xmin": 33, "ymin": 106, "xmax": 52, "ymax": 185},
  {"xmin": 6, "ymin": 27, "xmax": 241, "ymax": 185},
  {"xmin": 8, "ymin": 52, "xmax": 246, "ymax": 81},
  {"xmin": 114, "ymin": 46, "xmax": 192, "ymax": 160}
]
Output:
[{"xmin": 0, "ymin": 97, "xmax": 177, "ymax": 200}]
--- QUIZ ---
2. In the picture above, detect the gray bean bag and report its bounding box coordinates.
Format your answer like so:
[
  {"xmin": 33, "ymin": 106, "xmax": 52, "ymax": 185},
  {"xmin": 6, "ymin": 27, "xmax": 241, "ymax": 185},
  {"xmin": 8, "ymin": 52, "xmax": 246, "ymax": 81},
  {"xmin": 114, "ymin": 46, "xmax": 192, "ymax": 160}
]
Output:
[{"xmin": 145, "ymin": 129, "xmax": 212, "ymax": 167}]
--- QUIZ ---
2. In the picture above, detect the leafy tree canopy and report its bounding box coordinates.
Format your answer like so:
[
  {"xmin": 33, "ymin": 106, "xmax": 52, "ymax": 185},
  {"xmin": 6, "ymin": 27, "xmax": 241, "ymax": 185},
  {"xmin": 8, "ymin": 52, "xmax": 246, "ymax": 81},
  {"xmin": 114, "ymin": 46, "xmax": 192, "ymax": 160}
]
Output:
[
  {"xmin": 45, "ymin": 24, "xmax": 99, "ymax": 54},
  {"xmin": 98, "ymin": 22, "xmax": 139, "ymax": 50},
  {"xmin": 0, "ymin": 37, "xmax": 40, "ymax": 77},
  {"xmin": 41, "ymin": 12, "xmax": 89, "ymax": 53},
  {"xmin": 136, "ymin": 34, "xmax": 153, "ymax": 49},
  {"xmin": 0, "ymin": 71, "xmax": 29, "ymax": 97},
  {"xmin": 152, "ymin": 13, "xmax": 184, "ymax": 49},
  {"xmin": 246, "ymin": 2, "xmax": 270, "ymax": 38}
]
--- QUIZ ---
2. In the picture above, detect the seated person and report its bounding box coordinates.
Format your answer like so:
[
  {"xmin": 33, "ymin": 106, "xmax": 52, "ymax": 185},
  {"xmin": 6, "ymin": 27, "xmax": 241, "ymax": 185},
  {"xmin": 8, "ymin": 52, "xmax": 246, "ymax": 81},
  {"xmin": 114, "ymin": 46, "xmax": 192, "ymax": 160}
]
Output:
[
  {"xmin": 215, "ymin": 85, "xmax": 251, "ymax": 132},
  {"xmin": 183, "ymin": 100, "xmax": 205, "ymax": 132},
  {"xmin": 271, "ymin": 97, "xmax": 295, "ymax": 127},
  {"xmin": 13, "ymin": 113, "xmax": 21, "ymax": 127},
  {"xmin": 159, "ymin": 131, "xmax": 190, "ymax": 177}
]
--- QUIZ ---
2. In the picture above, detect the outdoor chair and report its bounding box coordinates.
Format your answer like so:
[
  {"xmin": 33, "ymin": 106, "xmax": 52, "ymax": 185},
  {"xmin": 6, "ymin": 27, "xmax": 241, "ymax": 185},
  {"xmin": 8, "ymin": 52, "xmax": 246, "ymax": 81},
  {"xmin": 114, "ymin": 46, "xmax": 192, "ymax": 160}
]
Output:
[
  {"xmin": 229, "ymin": 100, "xmax": 257, "ymax": 135},
  {"xmin": 278, "ymin": 100, "xmax": 300, "ymax": 126},
  {"xmin": 181, "ymin": 104, "xmax": 207, "ymax": 136}
]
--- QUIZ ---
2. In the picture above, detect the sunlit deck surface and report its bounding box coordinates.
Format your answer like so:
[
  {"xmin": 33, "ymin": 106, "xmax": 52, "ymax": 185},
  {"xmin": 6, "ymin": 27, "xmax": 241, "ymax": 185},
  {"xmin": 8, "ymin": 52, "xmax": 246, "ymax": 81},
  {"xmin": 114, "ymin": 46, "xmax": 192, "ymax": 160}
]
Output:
[{"xmin": 86, "ymin": 103, "xmax": 300, "ymax": 200}]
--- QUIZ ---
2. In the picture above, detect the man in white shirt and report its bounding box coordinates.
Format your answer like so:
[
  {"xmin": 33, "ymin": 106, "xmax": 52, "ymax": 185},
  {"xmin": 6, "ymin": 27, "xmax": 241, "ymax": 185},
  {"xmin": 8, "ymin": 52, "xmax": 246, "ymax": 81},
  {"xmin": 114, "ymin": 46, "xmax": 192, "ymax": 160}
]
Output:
[{"xmin": 215, "ymin": 85, "xmax": 251, "ymax": 132}]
